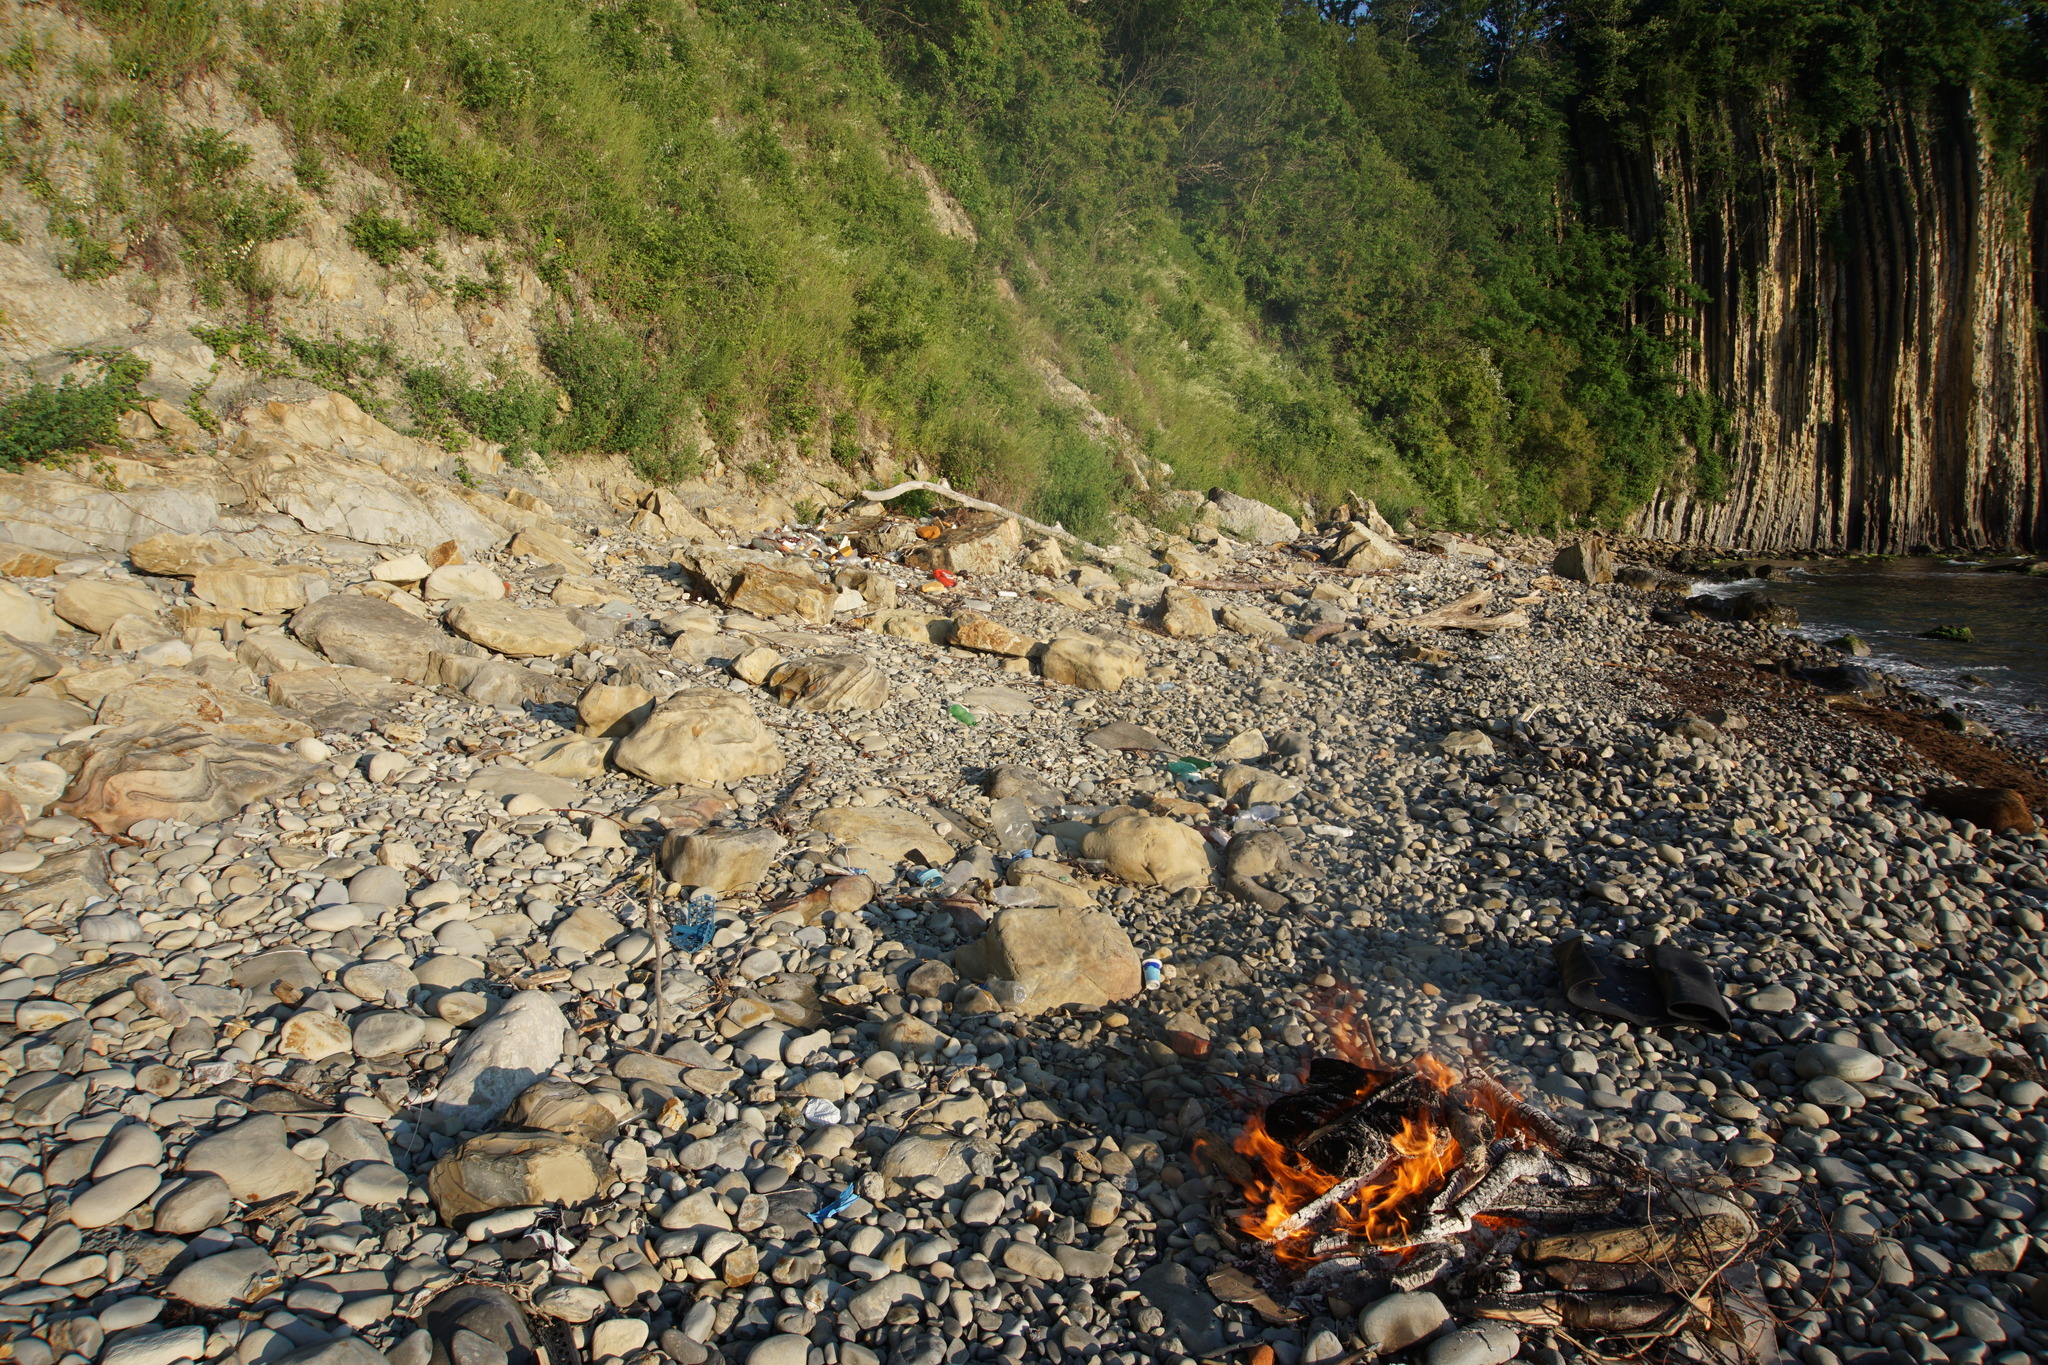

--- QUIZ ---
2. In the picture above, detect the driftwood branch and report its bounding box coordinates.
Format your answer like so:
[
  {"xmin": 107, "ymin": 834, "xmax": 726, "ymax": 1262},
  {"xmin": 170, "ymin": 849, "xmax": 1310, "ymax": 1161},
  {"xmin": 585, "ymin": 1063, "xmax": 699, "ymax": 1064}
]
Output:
[
  {"xmin": 856, "ymin": 480, "xmax": 1111, "ymax": 558},
  {"xmin": 1370, "ymin": 589, "xmax": 1529, "ymax": 633}
]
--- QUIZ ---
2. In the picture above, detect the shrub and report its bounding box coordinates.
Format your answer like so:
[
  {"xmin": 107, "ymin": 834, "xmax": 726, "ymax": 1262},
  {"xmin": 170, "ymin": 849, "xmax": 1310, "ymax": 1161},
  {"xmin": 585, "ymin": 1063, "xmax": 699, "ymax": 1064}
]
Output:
[
  {"xmin": 346, "ymin": 206, "xmax": 432, "ymax": 266},
  {"xmin": 0, "ymin": 352, "xmax": 148, "ymax": 470}
]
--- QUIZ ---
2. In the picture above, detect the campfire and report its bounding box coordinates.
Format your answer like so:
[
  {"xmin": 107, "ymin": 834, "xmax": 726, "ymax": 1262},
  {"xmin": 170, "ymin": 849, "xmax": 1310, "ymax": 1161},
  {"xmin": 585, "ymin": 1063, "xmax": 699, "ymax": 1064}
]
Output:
[{"xmin": 1197, "ymin": 1029, "xmax": 1778, "ymax": 1362}]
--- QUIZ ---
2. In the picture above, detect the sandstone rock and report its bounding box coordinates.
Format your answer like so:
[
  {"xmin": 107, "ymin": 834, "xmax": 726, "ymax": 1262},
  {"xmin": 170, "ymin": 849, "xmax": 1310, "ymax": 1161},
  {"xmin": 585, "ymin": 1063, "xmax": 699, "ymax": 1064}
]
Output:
[
  {"xmin": 1334, "ymin": 523, "xmax": 1404, "ymax": 571},
  {"xmin": 1082, "ymin": 815, "xmax": 1213, "ymax": 890},
  {"xmin": 1018, "ymin": 539, "xmax": 1068, "ymax": 578},
  {"xmin": 0, "ymin": 696, "xmax": 90, "ymax": 732},
  {"xmin": 128, "ymin": 533, "xmax": 234, "ymax": 577},
  {"xmin": 507, "ymin": 526, "xmax": 594, "ymax": 574},
  {"xmin": 0, "ymin": 635, "xmax": 61, "ymax": 697},
  {"xmin": 811, "ymin": 807, "xmax": 954, "ymax": 865},
  {"xmin": 548, "ymin": 904, "xmax": 623, "ymax": 955},
  {"xmin": 181, "ymin": 1115, "xmax": 318, "ymax": 1201},
  {"xmin": 631, "ymin": 489, "xmax": 721, "ymax": 542},
  {"xmin": 292, "ymin": 593, "xmax": 478, "ymax": 682},
  {"xmin": 1039, "ymin": 635, "xmax": 1145, "ymax": 691},
  {"xmin": 0, "ymin": 758, "xmax": 67, "ymax": 817},
  {"xmin": 370, "ymin": 553, "xmax": 432, "ymax": 584},
  {"xmin": 731, "ymin": 646, "xmax": 782, "ymax": 685},
  {"xmin": 423, "ymin": 564, "xmax": 505, "ymax": 601},
  {"xmin": 955, "ymin": 906, "xmax": 1141, "ymax": 1015},
  {"xmin": 151, "ymin": 1173, "xmax": 232, "ymax": 1235},
  {"xmin": 236, "ymin": 631, "xmax": 327, "ymax": 676},
  {"xmin": 54, "ymin": 723, "xmax": 315, "ymax": 835},
  {"xmin": 1439, "ymin": 729, "xmax": 1495, "ymax": 758},
  {"xmin": 765, "ymin": 654, "xmax": 890, "ymax": 712},
  {"xmin": 432, "ymin": 991, "xmax": 571, "ymax": 1130},
  {"xmin": 902, "ymin": 516, "xmax": 1023, "ymax": 575},
  {"xmin": 0, "ymin": 543, "xmax": 59, "ymax": 578},
  {"xmin": 613, "ymin": 689, "xmax": 787, "ymax": 787},
  {"xmin": 833, "ymin": 568, "xmax": 897, "ymax": 612},
  {"xmin": 167, "ymin": 1246, "xmax": 280, "ymax": 1310},
  {"xmin": 0, "ymin": 583, "xmax": 56, "ymax": 644},
  {"xmin": 865, "ymin": 610, "xmax": 954, "ymax": 646},
  {"xmin": 1209, "ymin": 490, "xmax": 1298, "ymax": 544},
  {"xmin": 727, "ymin": 564, "xmax": 836, "ymax": 624},
  {"xmin": 507, "ymin": 1080, "xmax": 632, "ymax": 1141},
  {"xmin": 1219, "ymin": 602, "xmax": 1287, "ymax": 638},
  {"xmin": 278, "ymin": 1010, "xmax": 354, "ymax": 1060},
  {"xmin": 54, "ymin": 580, "xmax": 162, "ymax": 634},
  {"xmin": 1358, "ymin": 1292, "xmax": 1451, "ymax": 1355},
  {"xmin": 660, "ymin": 827, "xmax": 787, "ymax": 894},
  {"xmin": 949, "ymin": 612, "xmax": 1037, "ymax": 657},
  {"xmin": 96, "ymin": 675, "xmax": 312, "ymax": 745},
  {"xmin": 427, "ymin": 1132, "xmax": 615, "ymax": 1222},
  {"xmin": 193, "ymin": 560, "xmax": 330, "ymax": 613},
  {"xmin": 518, "ymin": 735, "xmax": 612, "ymax": 778},
  {"xmin": 1157, "ymin": 588, "xmax": 1217, "ymax": 638},
  {"xmin": 445, "ymin": 601, "xmax": 585, "ymax": 658},
  {"xmin": 1553, "ymin": 537, "xmax": 1614, "ymax": 584},
  {"xmin": 576, "ymin": 682, "xmax": 654, "ymax": 738}
]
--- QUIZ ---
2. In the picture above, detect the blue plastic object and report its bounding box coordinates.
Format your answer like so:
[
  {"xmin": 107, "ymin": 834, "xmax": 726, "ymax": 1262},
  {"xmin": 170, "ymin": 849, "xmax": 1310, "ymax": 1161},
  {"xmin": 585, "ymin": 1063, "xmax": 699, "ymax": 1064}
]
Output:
[
  {"xmin": 808, "ymin": 1185, "xmax": 859, "ymax": 1224},
  {"xmin": 669, "ymin": 892, "xmax": 716, "ymax": 952}
]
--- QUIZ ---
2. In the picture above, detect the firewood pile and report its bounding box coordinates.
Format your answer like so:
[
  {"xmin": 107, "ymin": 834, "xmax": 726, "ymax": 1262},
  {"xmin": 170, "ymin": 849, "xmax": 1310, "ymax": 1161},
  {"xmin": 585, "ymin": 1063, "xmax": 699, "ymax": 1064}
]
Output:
[{"xmin": 1195, "ymin": 1050, "xmax": 1785, "ymax": 1363}]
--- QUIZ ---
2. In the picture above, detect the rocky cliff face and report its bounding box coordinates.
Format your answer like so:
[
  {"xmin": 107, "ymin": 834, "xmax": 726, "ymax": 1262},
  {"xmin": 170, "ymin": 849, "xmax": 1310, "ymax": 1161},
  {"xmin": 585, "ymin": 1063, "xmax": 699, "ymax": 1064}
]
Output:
[{"xmin": 1609, "ymin": 94, "xmax": 2047, "ymax": 553}]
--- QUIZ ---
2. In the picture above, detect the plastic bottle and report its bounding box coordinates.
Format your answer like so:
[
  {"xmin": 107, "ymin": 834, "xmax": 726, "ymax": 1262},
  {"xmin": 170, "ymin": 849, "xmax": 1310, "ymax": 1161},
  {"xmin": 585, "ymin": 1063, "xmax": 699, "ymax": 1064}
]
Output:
[{"xmin": 949, "ymin": 703, "xmax": 977, "ymax": 726}]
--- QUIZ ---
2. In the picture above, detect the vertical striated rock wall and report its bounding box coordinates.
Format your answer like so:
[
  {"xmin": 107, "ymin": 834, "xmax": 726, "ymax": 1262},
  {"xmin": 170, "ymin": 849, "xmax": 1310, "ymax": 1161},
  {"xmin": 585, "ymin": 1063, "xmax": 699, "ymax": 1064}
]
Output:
[{"xmin": 1608, "ymin": 94, "xmax": 2046, "ymax": 553}]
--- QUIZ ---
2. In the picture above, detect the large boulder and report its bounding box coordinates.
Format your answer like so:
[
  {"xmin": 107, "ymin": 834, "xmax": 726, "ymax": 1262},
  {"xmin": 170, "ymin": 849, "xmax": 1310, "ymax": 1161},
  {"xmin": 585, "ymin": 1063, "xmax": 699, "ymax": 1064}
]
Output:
[
  {"xmin": 1333, "ymin": 523, "xmax": 1404, "ymax": 571},
  {"xmin": 727, "ymin": 564, "xmax": 836, "ymax": 625},
  {"xmin": 427, "ymin": 1132, "xmax": 615, "ymax": 1222},
  {"xmin": 1208, "ymin": 490, "xmax": 1298, "ymax": 545},
  {"xmin": 659, "ymin": 827, "xmax": 787, "ymax": 895},
  {"xmin": 0, "ymin": 637, "xmax": 61, "ymax": 697},
  {"xmin": 180, "ymin": 1115, "xmax": 319, "ymax": 1201},
  {"xmin": 1218, "ymin": 603, "xmax": 1287, "ymax": 639},
  {"xmin": 1157, "ymin": 588, "xmax": 1217, "ymax": 639},
  {"xmin": 444, "ymin": 601, "xmax": 586, "ymax": 658},
  {"xmin": 948, "ymin": 613, "xmax": 1037, "ymax": 657},
  {"xmin": 127, "ymin": 532, "xmax": 235, "ymax": 577},
  {"xmin": 1038, "ymin": 636, "xmax": 1145, "ymax": 692},
  {"xmin": 575, "ymin": 682, "xmax": 654, "ymax": 738},
  {"xmin": 53, "ymin": 580, "xmax": 162, "ymax": 635},
  {"xmin": 764, "ymin": 655, "xmax": 889, "ymax": 713},
  {"xmin": 192, "ymin": 561, "xmax": 330, "ymax": 613},
  {"xmin": 96, "ymin": 676, "xmax": 311, "ymax": 745},
  {"xmin": 1082, "ymin": 815, "xmax": 1214, "ymax": 891},
  {"xmin": 507, "ymin": 526, "xmax": 593, "ymax": 574},
  {"xmin": 1924, "ymin": 786, "xmax": 2036, "ymax": 835},
  {"xmin": 902, "ymin": 515, "xmax": 1023, "ymax": 576},
  {"xmin": 954, "ymin": 906, "xmax": 1142, "ymax": 1015},
  {"xmin": 810, "ymin": 807, "xmax": 954, "ymax": 866},
  {"xmin": 1552, "ymin": 538, "xmax": 1614, "ymax": 585},
  {"xmin": 612, "ymin": 689, "xmax": 787, "ymax": 786},
  {"xmin": 53, "ymin": 724, "xmax": 315, "ymax": 835},
  {"xmin": 0, "ymin": 584, "xmax": 56, "ymax": 644},
  {"xmin": 431, "ymin": 991, "xmax": 570, "ymax": 1131},
  {"xmin": 291, "ymin": 593, "xmax": 478, "ymax": 682},
  {"xmin": 424, "ymin": 563, "xmax": 505, "ymax": 601}
]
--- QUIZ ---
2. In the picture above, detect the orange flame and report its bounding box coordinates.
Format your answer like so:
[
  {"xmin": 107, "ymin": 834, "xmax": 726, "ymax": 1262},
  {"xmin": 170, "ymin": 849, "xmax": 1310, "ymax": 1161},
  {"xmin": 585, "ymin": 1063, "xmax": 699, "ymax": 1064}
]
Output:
[{"xmin": 1227, "ymin": 1052, "xmax": 1473, "ymax": 1267}]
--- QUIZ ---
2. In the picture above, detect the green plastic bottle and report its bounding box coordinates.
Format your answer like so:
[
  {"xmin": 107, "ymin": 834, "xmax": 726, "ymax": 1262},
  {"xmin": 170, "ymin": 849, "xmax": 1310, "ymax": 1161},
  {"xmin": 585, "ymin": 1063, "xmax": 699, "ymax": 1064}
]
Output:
[{"xmin": 949, "ymin": 704, "xmax": 977, "ymax": 726}]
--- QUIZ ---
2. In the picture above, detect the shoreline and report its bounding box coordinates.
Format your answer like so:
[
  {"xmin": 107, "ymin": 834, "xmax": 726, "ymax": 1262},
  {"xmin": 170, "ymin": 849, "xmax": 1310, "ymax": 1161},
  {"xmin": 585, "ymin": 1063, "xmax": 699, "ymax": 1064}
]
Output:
[{"xmin": 0, "ymin": 502, "xmax": 2045, "ymax": 1365}]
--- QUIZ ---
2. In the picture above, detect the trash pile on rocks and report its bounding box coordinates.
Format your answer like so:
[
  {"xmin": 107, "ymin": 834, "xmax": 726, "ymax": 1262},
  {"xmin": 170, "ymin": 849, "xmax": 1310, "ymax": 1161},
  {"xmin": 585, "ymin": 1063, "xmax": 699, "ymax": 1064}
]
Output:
[{"xmin": 0, "ymin": 459, "xmax": 2044, "ymax": 1365}]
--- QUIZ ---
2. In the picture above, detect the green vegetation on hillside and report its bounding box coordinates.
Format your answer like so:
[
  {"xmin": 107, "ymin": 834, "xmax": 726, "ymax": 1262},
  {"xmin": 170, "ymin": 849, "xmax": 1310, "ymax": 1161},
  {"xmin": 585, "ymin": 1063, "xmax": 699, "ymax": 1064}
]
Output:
[
  {"xmin": 0, "ymin": 351, "xmax": 146, "ymax": 470},
  {"xmin": 39, "ymin": 0, "xmax": 2048, "ymax": 536}
]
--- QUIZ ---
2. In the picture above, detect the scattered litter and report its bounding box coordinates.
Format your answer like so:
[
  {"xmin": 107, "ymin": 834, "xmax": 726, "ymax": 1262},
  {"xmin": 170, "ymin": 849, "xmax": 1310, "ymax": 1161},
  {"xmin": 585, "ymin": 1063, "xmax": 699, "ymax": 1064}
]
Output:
[
  {"xmin": 949, "ymin": 703, "xmax": 978, "ymax": 726},
  {"xmin": 931, "ymin": 568, "xmax": 959, "ymax": 587},
  {"xmin": 669, "ymin": 892, "xmax": 717, "ymax": 952},
  {"xmin": 802, "ymin": 1097, "xmax": 843, "ymax": 1127},
  {"xmin": 1142, "ymin": 958, "xmax": 1163, "ymax": 990},
  {"xmin": 1311, "ymin": 823, "xmax": 1355, "ymax": 838},
  {"xmin": 1164, "ymin": 758, "xmax": 1213, "ymax": 776},
  {"xmin": 1232, "ymin": 804, "xmax": 1283, "ymax": 831},
  {"xmin": 911, "ymin": 866, "xmax": 946, "ymax": 888},
  {"xmin": 808, "ymin": 1186, "xmax": 860, "ymax": 1223}
]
